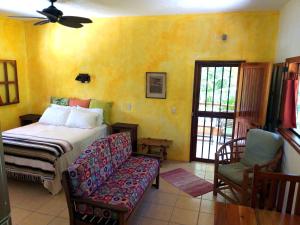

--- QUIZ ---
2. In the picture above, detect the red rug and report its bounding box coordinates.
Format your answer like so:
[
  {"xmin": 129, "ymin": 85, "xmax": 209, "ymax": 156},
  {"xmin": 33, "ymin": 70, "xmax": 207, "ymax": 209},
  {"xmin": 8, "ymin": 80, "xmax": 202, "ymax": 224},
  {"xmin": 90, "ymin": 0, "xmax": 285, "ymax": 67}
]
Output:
[{"xmin": 161, "ymin": 168, "xmax": 213, "ymax": 197}]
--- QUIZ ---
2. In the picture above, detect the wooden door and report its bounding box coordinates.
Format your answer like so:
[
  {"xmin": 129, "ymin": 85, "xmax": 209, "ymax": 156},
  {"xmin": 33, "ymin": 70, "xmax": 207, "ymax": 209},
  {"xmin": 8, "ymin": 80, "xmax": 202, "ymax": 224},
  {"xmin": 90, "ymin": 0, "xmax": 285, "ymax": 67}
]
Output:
[{"xmin": 235, "ymin": 63, "xmax": 273, "ymax": 138}]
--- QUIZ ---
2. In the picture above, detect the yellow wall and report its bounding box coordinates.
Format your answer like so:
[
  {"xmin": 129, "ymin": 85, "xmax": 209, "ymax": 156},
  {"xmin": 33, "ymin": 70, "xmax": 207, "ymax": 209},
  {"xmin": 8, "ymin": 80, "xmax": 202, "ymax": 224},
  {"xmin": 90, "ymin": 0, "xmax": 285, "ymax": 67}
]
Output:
[
  {"xmin": 4, "ymin": 12, "xmax": 279, "ymax": 161},
  {"xmin": 0, "ymin": 17, "xmax": 29, "ymax": 131}
]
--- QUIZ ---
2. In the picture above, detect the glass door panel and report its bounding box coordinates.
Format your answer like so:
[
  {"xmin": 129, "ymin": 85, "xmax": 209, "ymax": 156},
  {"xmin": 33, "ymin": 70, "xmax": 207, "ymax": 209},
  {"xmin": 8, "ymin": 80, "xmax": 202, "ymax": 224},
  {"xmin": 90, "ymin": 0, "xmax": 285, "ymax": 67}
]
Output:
[{"xmin": 191, "ymin": 61, "xmax": 241, "ymax": 162}]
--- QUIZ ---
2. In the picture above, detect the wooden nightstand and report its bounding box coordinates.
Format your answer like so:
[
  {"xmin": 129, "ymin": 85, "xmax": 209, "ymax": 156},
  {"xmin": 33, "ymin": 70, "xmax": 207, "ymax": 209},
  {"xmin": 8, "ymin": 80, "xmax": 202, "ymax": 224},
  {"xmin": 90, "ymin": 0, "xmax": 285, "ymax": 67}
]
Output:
[
  {"xmin": 111, "ymin": 123, "xmax": 138, "ymax": 152},
  {"xmin": 19, "ymin": 114, "xmax": 41, "ymax": 126}
]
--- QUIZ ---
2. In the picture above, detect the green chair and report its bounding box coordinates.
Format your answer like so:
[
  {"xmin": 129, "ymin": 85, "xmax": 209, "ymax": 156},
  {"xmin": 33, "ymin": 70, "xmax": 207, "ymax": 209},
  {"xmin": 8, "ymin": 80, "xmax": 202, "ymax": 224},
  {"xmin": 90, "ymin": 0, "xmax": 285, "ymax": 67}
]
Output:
[{"xmin": 213, "ymin": 129, "xmax": 283, "ymax": 205}]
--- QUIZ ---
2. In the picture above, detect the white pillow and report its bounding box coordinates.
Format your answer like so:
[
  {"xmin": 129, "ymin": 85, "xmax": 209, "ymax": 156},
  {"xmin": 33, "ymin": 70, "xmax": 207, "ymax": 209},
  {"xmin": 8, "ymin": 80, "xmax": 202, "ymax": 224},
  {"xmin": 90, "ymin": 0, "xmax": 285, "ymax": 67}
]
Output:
[
  {"xmin": 65, "ymin": 109, "xmax": 98, "ymax": 129},
  {"xmin": 76, "ymin": 106, "xmax": 104, "ymax": 126},
  {"xmin": 39, "ymin": 107, "xmax": 70, "ymax": 126},
  {"xmin": 51, "ymin": 104, "xmax": 73, "ymax": 110}
]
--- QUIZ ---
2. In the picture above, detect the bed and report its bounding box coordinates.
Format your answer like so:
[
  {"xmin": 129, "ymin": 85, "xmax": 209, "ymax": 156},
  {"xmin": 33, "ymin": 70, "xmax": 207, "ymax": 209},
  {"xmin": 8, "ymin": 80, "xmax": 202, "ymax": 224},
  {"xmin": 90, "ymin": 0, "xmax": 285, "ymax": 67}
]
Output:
[{"xmin": 2, "ymin": 122, "xmax": 108, "ymax": 194}]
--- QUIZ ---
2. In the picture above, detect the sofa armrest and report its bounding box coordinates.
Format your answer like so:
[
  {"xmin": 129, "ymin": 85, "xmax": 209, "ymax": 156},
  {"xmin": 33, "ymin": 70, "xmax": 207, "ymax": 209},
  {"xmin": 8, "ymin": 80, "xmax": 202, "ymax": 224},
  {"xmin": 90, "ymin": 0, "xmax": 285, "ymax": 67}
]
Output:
[
  {"xmin": 71, "ymin": 197, "xmax": 128, "ymax": 213},
  {"xmin": 131, "ymin": 152, "xmax": 161, "ymax": 160}
]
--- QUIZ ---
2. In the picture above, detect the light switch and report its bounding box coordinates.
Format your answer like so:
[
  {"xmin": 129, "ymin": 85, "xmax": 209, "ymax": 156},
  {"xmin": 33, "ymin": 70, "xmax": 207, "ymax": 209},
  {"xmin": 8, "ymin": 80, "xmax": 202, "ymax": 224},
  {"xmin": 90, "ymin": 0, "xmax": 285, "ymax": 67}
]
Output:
[
  {"xmin": 127, "ymin": 103, "xmax": 132, "ymax": 111},
  {"xmin": 171, "ymin": 106, "xmax": 176, "ymax": 114}
]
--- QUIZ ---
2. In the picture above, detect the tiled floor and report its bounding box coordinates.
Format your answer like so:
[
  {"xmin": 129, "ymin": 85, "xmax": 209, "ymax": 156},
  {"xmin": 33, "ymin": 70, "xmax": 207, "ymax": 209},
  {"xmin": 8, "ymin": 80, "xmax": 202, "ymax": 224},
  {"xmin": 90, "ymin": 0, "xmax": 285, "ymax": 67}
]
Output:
[{"xmin": 8, "ymin": 161, "xmax": 225, "ymax": 225}]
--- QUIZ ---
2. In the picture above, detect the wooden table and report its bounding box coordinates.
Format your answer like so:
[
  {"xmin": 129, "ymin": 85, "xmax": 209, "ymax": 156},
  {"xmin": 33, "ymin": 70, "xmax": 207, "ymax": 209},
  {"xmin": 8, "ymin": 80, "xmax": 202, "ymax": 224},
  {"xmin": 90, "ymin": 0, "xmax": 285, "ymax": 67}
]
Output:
[
  {"xmin": 256, "ymin": 209, "xmax": 300, "ymax": 225},
  {"xmin": 214, "ymin": 202, "xmax": 258, "ymax": 225},
  {"xmin": 139, "ymin": 138, "xmax": 172, "ymax": 161},
  {"xmin": 214, "ymin": 202, "xmax": 300, "ymax": 225}
]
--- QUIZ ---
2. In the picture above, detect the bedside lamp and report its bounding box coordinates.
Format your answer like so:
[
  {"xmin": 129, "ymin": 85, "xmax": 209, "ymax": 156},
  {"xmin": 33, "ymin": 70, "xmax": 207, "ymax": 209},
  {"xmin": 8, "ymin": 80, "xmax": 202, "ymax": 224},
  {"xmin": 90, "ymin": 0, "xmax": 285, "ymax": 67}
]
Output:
[{"xmin": 75, "ymin": 73, "xmax": 90, "ymax": 83}]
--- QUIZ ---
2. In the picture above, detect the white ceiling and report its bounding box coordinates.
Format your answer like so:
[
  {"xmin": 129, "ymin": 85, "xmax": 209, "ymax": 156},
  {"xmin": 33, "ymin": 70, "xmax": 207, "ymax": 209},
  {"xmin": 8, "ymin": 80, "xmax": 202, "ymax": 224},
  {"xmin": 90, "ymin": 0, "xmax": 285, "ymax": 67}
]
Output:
[{"xmin": 0, "ymin": 0, "xmax": 290, "ymax": 18}]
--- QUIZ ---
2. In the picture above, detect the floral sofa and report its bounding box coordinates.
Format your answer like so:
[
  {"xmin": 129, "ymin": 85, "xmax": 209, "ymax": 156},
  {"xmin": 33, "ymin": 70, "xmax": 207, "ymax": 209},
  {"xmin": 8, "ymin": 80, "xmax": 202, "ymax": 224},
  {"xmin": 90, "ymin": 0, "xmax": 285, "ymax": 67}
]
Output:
[{"xmin": 62, "ymin": 132, "xmax": 160, "ymax": 225}]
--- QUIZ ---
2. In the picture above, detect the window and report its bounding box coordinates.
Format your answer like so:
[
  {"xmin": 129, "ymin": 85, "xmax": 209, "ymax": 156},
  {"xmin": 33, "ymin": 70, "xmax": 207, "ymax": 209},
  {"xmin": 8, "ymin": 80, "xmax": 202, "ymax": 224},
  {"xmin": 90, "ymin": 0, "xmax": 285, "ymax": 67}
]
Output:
[
  {"xmin": 294, "ymin": 63, "xmax": 300, "ymax": 134},
  {"xmin": 0, "ymin": 60, "xmax": 19, "ymax": 106}
]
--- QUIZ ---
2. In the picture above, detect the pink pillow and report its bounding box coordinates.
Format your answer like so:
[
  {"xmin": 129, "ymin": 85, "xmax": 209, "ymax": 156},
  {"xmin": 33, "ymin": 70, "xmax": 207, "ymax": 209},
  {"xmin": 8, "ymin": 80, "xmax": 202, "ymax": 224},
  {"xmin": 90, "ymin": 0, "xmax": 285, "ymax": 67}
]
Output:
[{"xmin": 69, "ymin": 98, "xmax": 91, "ymax": 108}]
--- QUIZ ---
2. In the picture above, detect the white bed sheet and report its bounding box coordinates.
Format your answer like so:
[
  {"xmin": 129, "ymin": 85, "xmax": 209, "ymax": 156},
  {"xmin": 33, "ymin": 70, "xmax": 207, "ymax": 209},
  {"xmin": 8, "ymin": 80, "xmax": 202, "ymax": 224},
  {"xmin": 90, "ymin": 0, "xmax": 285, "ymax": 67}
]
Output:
[{"xmin": 3, "ymin": 122, "xmax": 108, "ymax": 194}]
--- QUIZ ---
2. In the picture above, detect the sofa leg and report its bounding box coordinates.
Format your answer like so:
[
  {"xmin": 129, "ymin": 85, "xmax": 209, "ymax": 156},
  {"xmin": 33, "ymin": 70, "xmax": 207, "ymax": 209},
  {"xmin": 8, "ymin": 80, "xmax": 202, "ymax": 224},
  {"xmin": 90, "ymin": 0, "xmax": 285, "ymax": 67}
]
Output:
[
  {"xmin": 119, "ymin": 214, "xmax": 127, "ymax": 225},
  {"xmin": 156, "ymin": 173, "xmax": 160, "ymax": 189},
  {"xmin": 152, "ymin": 173, "xmax": 160, "ymax": 189}
]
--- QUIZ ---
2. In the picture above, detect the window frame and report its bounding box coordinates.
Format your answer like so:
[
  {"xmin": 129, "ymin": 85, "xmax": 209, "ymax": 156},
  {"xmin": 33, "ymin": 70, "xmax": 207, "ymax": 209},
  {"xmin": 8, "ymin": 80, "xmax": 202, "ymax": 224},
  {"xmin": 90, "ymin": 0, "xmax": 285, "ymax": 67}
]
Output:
[
  {"xmin": 0, "ymin": 60, "xmax": 19, "ymax": 106},
  {"xmin": 278, "ymin": 56, "xmax": 300, "ymax": 154}
]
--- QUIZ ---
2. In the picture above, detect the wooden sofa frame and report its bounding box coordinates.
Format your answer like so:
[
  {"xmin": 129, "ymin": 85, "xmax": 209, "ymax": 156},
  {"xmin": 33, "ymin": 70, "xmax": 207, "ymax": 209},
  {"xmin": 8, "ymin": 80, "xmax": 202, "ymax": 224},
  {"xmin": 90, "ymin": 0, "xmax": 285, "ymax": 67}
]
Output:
[
  {"xmin": 213, "ymin": 137, "xmax": 282, "ymax": 205},
  {"xmin": 62, "ymin": 152, "xmax": 161, "ymax": 225}
]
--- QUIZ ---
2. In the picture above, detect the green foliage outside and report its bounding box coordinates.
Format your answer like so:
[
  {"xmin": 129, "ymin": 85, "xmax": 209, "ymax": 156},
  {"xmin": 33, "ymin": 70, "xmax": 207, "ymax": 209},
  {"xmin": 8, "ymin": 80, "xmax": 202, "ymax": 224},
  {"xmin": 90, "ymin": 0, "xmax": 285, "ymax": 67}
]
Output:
[{"xmin": 200, "ymin": 67, "xmax": 238, "ymax": 112}]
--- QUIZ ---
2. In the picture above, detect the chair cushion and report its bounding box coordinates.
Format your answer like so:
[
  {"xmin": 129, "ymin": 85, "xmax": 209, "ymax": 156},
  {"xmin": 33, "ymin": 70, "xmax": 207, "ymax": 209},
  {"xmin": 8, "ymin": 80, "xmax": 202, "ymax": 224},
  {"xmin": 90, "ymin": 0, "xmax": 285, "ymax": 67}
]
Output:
[
  {"xmin": 107, "ymin": 132, "xmax": 132, "ymax": 170},
  {"xmin": 68, "ymin": 138, "xmax": 113, "ymax": 197},
  {"xmin": 218, "ymin": 162, "xmax": 250, "ymax": 185},
  {"xmin": 76, "ymin": 156, "xmax": 159, "ymax": 217},
  {"xmin": 240, "ymin": 129, "xmax": 283, "ymax": 167}
]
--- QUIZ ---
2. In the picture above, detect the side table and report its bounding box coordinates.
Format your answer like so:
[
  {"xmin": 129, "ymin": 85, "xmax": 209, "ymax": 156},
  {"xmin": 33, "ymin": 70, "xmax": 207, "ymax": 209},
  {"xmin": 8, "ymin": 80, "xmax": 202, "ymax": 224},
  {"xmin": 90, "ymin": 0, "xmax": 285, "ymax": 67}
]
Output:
[
  {"xmin": 139, "ymin": 138, "xmax": 172, "ymax": 162},
  {"xmin": 19, "ymin": 114, "xmax": 41, "ymax": 126}
]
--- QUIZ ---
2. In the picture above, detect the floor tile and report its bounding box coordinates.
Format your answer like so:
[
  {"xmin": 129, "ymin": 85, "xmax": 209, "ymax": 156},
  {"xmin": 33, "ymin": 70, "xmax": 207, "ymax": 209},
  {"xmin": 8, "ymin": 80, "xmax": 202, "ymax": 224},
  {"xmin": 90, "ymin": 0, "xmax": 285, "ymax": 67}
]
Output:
[
  {"xmin": 170, "ymin": 208, "xmax": 199, "ymax": 225},
  {"xmin": 7, "ymin": 161, "xmax": 219, "ymax": 225},
  {"xmin": 22, "ymin": 212, "xmax": 54, "ymax": 225},
  {"xmin": 200, "ymin": 199, "xmax": 215, "ymax": 214},
  {"xmin": 145, "ymin": 191, "xmax": 178, "ymax": 206},
  {"xmin": 139, "ymin": 203, "xmax": 173, "ymax": 221},
  {"xmin": 197, "ymin": 212, "xmax": 214, "ymax": 225},
  {"xmin": 11, "ymin": 207, "xmax": 32, "ymax": 225},
  {"xmin": 159, "ymin": 179, "xmax": 180, "ymax": 194},
  {"xmin": 136, "ymin": 217, "xmax": 169, "ymax": 225},
  {"xmin": 201, "ymin": 192, "xmax": 214, "ymax": 201},
  {"xmin": 37, "ymin": 198, "xmax": 67, "ymax": 216},
  {"xmin": 58, "ymin": 208, "xmax": 69, "ymax": 219},
  {"xmin": 175, "ymin": 196, "xmax": 201, "ymax": 211},
  {"xmin": 48, "ymin": 217, "xmax": 69, "ymax": 225}
]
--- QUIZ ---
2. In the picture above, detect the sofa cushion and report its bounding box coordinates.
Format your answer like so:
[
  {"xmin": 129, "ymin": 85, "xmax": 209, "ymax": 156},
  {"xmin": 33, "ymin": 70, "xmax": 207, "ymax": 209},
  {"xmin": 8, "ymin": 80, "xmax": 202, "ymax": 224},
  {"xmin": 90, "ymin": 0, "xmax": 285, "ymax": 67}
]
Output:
[
  {"xmin": 218, "ymin": 162, "xmax": 250, "ymax": 185},
  {"xmin": 68, "ymin": 138, "xmax": 113, "ymax": 197},
  {"xmin": 76, "ymin": 156, "xmax": 159, "ymax": 217},
  {"xmin": 107, "ymin": 132, "xmax": 132, "ymax": 170},
  {"xmin": 240, "ymin": 129, "xmax": 283, "ymax": 167}
]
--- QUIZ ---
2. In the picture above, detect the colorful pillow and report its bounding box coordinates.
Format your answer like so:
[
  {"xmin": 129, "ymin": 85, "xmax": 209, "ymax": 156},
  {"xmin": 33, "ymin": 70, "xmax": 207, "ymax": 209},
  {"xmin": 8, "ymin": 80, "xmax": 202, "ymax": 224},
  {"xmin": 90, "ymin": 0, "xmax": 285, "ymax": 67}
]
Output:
[
  {"xmin": 89, "ymin": 99, "xmax": 113, "ymax": 124},
  {"xmin": 51, "ymin": 97, "xmax": 69, "ymax": 106},
  {"xmin": 69, "ymin": 98, "xmax": 91, "ymax": 108}
]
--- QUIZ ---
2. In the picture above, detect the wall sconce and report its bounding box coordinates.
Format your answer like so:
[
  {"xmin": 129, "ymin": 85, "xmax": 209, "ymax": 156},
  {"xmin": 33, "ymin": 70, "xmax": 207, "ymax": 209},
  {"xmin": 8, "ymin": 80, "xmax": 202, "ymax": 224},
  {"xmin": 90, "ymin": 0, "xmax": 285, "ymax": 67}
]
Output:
[{"xmin": 75, "ymin": 73, "xmax": 90, "ymax": 83}]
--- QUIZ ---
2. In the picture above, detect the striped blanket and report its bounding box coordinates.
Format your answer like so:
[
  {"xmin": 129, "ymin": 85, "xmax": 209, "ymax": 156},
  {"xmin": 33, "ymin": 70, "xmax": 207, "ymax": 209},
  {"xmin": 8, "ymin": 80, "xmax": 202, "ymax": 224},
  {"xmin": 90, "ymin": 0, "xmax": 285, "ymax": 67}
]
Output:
[{"xmin": 3, "ymin": 133, "xmax": 73, "ymax": 181}]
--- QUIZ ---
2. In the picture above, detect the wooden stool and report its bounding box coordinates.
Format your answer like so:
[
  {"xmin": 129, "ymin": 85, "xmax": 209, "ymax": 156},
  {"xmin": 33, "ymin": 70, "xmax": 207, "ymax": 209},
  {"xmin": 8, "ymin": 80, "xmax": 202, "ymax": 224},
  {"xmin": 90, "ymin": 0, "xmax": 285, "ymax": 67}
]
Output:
[{"xmin": 139, "ymin": 138, "xmax": 172, "ymax": 162}]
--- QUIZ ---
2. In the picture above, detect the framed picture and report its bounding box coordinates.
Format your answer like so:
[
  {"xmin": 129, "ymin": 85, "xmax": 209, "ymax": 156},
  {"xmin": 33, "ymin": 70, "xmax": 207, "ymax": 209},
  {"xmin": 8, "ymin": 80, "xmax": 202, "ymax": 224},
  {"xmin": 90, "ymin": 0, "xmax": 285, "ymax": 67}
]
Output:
[{"xmin": 146, "ymin": 72, "xmax": 167, "ymax": 99}]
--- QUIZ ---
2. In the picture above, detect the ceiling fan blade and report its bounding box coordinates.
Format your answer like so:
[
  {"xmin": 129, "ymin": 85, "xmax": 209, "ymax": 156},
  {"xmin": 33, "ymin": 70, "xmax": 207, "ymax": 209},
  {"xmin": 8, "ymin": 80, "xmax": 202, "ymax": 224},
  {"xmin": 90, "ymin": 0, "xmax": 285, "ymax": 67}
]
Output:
[
  {"xmin": 58, "ymin": 20, "xmax": 83, "ymax": 28},
  {"xmin": 37, "ymin": 10, "xmax": 57, "ymax": 21},
  {"xmin": 9, "ymin": 16, "xmax": 46, "ymax": 19},
  {"xmin": 34, "ymin": 20, "xmax": 50, "ymax": 26},
  {"xmin": 60, "ymin": 16, "xmax": 92, "ymax": 24}
]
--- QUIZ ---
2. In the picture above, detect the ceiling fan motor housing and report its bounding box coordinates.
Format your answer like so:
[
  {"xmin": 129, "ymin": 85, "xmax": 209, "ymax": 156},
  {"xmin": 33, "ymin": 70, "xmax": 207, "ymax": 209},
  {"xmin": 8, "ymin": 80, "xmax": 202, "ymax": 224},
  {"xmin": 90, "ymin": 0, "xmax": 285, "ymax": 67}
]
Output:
[{"xmin": 43, "ymin": 5, "xmax": 63, "ymax": 22}]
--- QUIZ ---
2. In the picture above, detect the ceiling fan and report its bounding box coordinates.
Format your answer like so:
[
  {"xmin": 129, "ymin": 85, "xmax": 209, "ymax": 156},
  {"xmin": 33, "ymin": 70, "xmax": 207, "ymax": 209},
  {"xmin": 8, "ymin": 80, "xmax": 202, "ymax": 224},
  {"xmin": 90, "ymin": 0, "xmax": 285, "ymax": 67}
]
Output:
[{"xmin": 9, "ymin": 0, "xmax": 93, "ymax": 28}]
